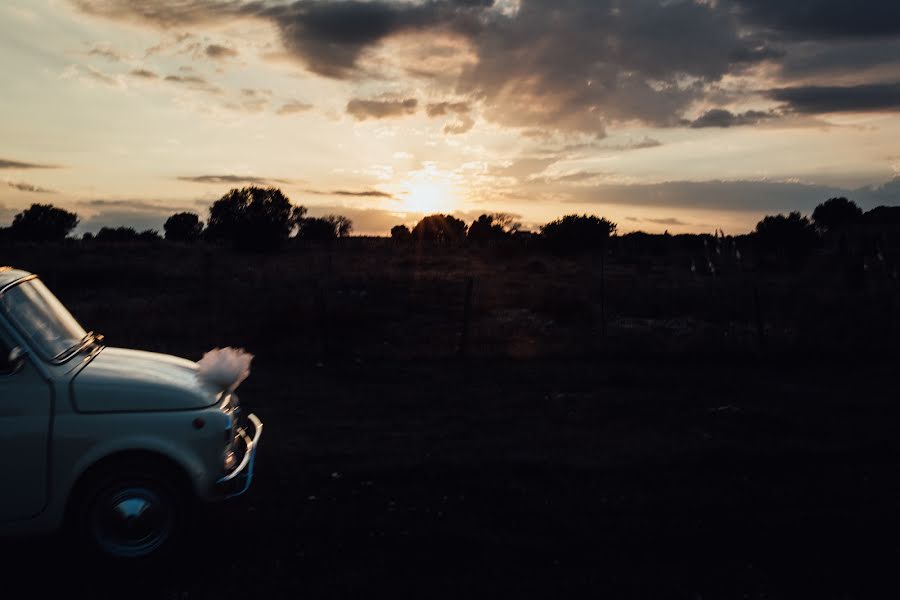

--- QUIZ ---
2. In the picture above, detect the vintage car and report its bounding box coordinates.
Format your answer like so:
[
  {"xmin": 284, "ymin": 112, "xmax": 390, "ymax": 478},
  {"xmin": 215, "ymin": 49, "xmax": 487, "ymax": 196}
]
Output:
[{"xmin": 0, "ymin": 267, "xmax": 262, "ymax": 558}]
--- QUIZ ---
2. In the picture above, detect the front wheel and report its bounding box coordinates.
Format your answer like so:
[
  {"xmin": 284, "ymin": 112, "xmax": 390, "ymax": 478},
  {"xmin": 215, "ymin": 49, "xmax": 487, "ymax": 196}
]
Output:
[{"xmin": 72, "ymin": 462, "xmax": 189, "ymax": 560}]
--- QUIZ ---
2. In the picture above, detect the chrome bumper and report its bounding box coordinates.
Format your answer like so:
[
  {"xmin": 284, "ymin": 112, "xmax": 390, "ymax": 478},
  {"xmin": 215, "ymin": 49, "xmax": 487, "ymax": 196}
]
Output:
[{"xmin": 215, "ymin": 413, "xmax": 263, "ymax": 498}]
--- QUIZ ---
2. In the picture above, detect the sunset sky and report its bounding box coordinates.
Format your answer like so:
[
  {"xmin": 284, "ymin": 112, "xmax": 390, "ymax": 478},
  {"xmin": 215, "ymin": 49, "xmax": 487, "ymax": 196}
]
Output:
[{"xmin": 2, "ymin": 0, "xmax": 900, "ymax": 235}]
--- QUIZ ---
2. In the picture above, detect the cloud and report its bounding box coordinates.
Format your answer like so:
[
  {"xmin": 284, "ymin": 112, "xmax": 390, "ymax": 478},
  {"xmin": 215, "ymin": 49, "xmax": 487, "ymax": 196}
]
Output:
[
  {"xmin": 769, "ymin": 82, "xmax": 900, "ymax": 114},
  {"xmin": 490, "ymin": 157, "xmax": 558, "ymax": 179},
  {"xmin": 687, "ymin": 108, "xmax": 778, "ymax": 128},
  {"xmin": 164, "ymin": 74, "xmax": 208, "ymax": 85},
  {"xmin": 561, "ymin": 178, "xmax": 853, "ymax": 213},
  {"xmin": 72, "ymin": 197, "xmax": 211, "ymax": 234},
  {"xmin": 0, "ymin": 158, "xmax": 58, "ymax": 169},
  {"xmin": 726, "ymin": 0, "xmax": 900, "ymax": 39},
  {"xmin": 426, "ymin": 101, "xmax": 471, "ymax": 117},
  {"xmin": 457, "ymin": 0, "xmax": 780, "ymax": 134},
  {"xmin": 87, "ymin": 44, "xmax": 123, "ymax": 61},
  {"xmin": 443, "ymin": 115, "xmax": 475, "ymax": 134},
  {"xmin": 644, "ymin": 217, "xmax": 689, "ymax": 226},
  {"xmin": 205, "ymin": 43, "xmax": 238, "ymax": 59},
  {"xmin": 130, "ymin": 68, "xmax": 159, "ymax": 79},
  {"xmin": 5, "ymin": 181, "xmax": 56, "ymax": 193},
  {"xmin": 63, "ymin": 64, "xmax": 119, "ymax": 86},
  {"xmin": 305, "ymin": 189, "xmax": 394, "ymax": 199},
  {"xmin": 177, "ymin": 174, "xmax": 291, "ymax": 185},
  {"xmin": 425, "ymin": 101, "xmax": 474, "ymax": 134},
  {"xmin": 277, "ymin": 101, "xmax": 313, "ymax": 115},
  {"xmin": 599, "ymin": 137, "xmax": 664, "ymax": 152},
  {"xmin": 346, "ymin": 97, "xmax": 418, "ymax": 120},
  {"xmin": 70, "ymin": 0, "xmax": 900, "ymax": 135}
]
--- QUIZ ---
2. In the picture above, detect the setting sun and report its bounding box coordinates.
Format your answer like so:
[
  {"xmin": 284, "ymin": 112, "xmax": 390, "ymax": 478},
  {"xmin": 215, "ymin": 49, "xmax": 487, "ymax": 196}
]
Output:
[{"xmin": 400, "ymin": 181, "xmax": 457, "ymax": 215}]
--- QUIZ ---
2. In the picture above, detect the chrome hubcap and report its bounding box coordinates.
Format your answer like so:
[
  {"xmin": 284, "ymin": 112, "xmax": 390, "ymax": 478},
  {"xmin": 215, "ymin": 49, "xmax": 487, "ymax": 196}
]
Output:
[{"xmin": 90, "ymin": 486, "xmax": 173, "ymax": 557}]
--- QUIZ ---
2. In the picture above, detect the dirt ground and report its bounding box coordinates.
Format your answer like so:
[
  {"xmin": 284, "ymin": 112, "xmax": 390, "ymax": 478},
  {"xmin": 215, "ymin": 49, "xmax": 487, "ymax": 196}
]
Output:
[
  {"xmin": 4, "ymin": 357, "xmax": 900, "ymax": 599},
  {"xmin": 1, "ymin": 244, "xmax": 899, "ymax": 598}
]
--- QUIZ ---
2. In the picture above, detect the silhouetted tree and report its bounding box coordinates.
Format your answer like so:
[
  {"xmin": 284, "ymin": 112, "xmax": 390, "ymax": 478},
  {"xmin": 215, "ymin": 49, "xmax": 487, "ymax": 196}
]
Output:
[
  {"xmin": 468, "ymin": 213, "xmax": 521, "ymax": 244},
  {"xmin": 95, "ymin": 227, "xmax": 136, "ymax": 242},
  {"xmin": 540, "ymin": 214, "xmax": 616, "ymax": 253},
  {"xmin": 812, "ymin": 197, "xmax": 862, "ymax": 233},
  {"xmin": 10, "ymin": 203, "xmax": 79, "ymax": 242},
  {"xmin": 330, "ymin": 215, "xmax": 353, "ymax": 238},
  {"xmin": 411, "ymin": 214, "xmax": 467, "ymax": 244},
  {"xmin": 299, "ymin": 217, "xmax": 335, "ymax": 241},
  {"xmin": 94, "ymin": 227, "xmax": 160, "ymax": 243},
  {"xmin": 138, "ymin": 229, "xmax": 162, "ymax": 242},
  {"xmin": 164, "ymin": 212, "xmax": 204, "ymax": 242},
  {"xmin": 754, "ymin": 211, "xmax": 818, "ymax": 262},
  {"xmin": 206, "ymin": 186, "xmax": 305, "ymax": 251},
  {"xmin": 390, "ymin": 224, "xmax": 411, "ymax": 242}
]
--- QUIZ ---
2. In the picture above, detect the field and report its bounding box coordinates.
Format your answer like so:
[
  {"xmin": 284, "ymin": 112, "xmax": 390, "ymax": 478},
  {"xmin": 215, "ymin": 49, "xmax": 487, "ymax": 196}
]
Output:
[{"xmin": 2, "ymin": 242, "xmax": 900, "ymax": 598}]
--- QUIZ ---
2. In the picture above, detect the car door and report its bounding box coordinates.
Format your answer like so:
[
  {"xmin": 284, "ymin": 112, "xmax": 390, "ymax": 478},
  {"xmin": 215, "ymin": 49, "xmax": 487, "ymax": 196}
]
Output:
[{"xmin": 0, "ymin": 332, "xmax": 53, "ymax": 522}]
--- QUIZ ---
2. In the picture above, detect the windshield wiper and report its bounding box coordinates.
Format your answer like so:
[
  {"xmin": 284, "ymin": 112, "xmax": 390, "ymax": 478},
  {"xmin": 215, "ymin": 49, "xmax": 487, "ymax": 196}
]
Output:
[{"xmin": 53, "ymin": 331, "xmax": 97, "ymax": 362}]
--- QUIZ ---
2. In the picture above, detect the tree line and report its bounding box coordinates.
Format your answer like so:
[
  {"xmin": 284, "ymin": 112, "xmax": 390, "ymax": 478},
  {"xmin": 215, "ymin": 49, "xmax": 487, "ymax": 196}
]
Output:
[
  {"xmin": 0, "ymin": 186, "xmax": 896, "ymax": 258},
  {"xmin": 0, "ymin": 187, "xmax": 354, "ymax": 251}
]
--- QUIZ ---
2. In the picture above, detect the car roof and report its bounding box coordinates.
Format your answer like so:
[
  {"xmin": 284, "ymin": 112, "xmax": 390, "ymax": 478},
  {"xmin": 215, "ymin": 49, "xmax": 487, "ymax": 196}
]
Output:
[{"xmin": 0, "ymin": 267, "xmax": 35, "ymax": 292}]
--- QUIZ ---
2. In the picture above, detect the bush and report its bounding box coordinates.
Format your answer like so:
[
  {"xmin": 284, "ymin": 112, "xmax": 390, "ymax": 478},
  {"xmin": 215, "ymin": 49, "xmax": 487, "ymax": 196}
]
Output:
[
  {"xmin": 390, "ymin": 224, "xmax": 411, "ymax": 242},
  {"xmin": 94, "ymin": 227, "xmax": 161, "ymax": 243},
  {"xmin": 206, "ymin": 187, "xmax": 305, "ymax": 251},
  {"xmin": 10, "ymin": 204, "xmax": 79, "ymax": 242},
  {"xmin": 753, "ymin": 211, "xmax": 818, "ymax": 262},
  {"xmin": 411, "ymin": 214, "xmax": 467, "ymax": 244},
  {"xmin": 164, "ymin": 212, "xmax": 204, "ymax": 242},
  {"xmin": 540, "ymin": 214, "xmax": 616, "ymax": 253}
]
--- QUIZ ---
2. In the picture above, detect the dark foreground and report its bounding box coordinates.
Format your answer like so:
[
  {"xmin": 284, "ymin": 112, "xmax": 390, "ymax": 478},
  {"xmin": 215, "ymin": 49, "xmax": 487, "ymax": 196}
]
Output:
[{"xmin": 3, "ymin": 358, "xmax": 900, "ymax": 599}]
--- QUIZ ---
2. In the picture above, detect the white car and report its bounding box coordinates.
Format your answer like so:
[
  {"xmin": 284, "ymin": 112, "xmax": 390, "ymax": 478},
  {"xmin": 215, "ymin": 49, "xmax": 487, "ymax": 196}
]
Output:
[{"xmin": 0, "ymin": 267, "xmax": 262, "ymax": 558}]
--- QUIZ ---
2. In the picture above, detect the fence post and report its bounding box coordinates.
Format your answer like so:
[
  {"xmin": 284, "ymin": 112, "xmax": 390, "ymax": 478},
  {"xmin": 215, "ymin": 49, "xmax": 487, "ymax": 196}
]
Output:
[{"xmin": 458, "ymin": 276, "xmax": 474, "ymax": 358}]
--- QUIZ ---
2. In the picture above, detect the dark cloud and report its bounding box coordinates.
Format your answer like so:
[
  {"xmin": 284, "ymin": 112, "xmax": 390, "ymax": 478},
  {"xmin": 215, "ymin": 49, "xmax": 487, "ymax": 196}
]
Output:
[
  {"xmin": 304, "ymin": 189, "xmax": 393, "ymax": 198},
  {"xmin": 87, "ymin": 44, "xmax": 123, "ymax": 61},
  {"xmin": 130, "ymin": 68, "xmax": 159, "ymax": 79},
  {"xmin": 0, "ymin": 158, "xmax": 58, "ymax": 169},
  {"xmin": 346, "ymin": 97, "xmax": 417, "ymax": 120},
  {"xmin": 277, "ymin": 101, "xmax": 313, "ymax": 115},
  {"xmin": 645, "ymin": 217, "xmax": 689, "ymax": 226},
  {"xmin": 769, "ymin": 82, "xmax": 900, "ymax": 114},
  {"xmin": 177, "ymin": 174, "xmax": 291, "ymax": 185},
  {"xmin": 778, "ymin": 40, "xmax": 900, "ymax": 81},
  {"xmin": 727, "ymin": 0, "xmax": 900, "ymax": 39},
  {"xmin": 259, "ymin": 0, "xmax": 486, "ymax": 79},
  {"xmin": 73, "ymin": 198, "xmax": 212, "ymax": 234},
  {"xmin": 457, "ymin": 0, "xmax": 779, "ymax": 134},
  {"xmin": 426, "ymin": 101, "xmax": 470, "ymax": 117},
  {"xmin": 627, "ymin": 216, "xmax": 690, "ymax": 226},
  {"xmin": 562, "ymin": 179, "xmax": 850, "ymax": 213},
  {"xmin": 164, "ymin": 74, "xmax": 208, "ymax": 85},
  {"xmin": 205, "ymin": 43, "xmax": 238, "ymax": 59},
  {"xmin": 69, "ymin": 0, "xmax": 244, "ymax": 27},
  {"xmin": 73, "ymin": 0, "xmax": 900, "ymax": 134},
  {"xmin": 687, "ymin": 108, "xmax": 777, "ymax": 128},
  {"xmin": 5, "ymin": 181, "xmax": 56, "ymax": 193}
]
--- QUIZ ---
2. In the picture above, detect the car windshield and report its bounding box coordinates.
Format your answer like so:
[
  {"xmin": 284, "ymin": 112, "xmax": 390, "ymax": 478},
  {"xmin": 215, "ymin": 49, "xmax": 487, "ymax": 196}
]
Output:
[{"xmin": 0, "ymin": 278, "xmax": 88, "ymax": 360}]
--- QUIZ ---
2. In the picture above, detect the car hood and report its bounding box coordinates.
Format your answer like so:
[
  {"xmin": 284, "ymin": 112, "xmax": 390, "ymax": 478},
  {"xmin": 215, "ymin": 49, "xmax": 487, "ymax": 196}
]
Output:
[{"xmin": 71, "ymin": 347, "xmax": 222, "ymax": 413}]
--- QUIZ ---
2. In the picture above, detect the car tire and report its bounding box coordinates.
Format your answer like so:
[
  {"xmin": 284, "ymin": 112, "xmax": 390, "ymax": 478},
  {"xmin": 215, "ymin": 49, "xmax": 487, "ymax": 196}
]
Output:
[{"xmin": 71, "ymin": 459, "xmax": 191, "ymax": 561}]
